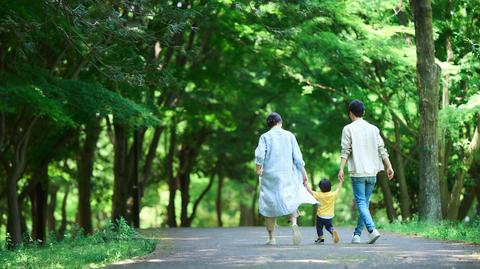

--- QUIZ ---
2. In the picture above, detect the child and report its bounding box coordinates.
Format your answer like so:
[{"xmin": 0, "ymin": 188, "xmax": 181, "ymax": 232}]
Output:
[{"xmin": 306, "ymin": 177, "xmax": 343, "ymax": 244}]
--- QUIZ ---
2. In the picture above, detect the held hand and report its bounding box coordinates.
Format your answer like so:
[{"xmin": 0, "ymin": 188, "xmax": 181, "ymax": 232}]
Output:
[
  {"xmin": 338, "ymin": 169, "xmax": 344, "ymax": 181},
  {"xmin": 386, "ymin": 166, "xmax": 394, "ymax": 180},
  {"xmin": 255, "ymin": 167, "xmax": 263, "ymax": 176}
]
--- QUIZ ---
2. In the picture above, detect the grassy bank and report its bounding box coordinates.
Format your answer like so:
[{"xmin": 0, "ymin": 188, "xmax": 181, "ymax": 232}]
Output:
[
  {"xmin": 0, "ymin": 220, "xmax": 156, "ymax": 269},
  {"xmin": 379, "ymin": 218, "xmax": 480, "ymax": 244}
]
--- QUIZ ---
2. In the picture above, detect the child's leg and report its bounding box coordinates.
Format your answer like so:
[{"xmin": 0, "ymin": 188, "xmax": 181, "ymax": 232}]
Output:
[
  {"xmin": 325, "ymin": 219, "xmax": 334, "ymax": 235},
  {"xmin": 325, "ymin": 219, "xmax": 340, "ymax": 243},
  {"xmin": 315, "ymin": 217, "xmax": 324, "ymax": 238}
]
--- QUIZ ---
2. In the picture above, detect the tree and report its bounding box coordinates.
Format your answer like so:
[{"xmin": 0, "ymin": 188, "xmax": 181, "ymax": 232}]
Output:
[{"xmin": 412, "ymin": 0, "xmax": 443, "ymax": 220}]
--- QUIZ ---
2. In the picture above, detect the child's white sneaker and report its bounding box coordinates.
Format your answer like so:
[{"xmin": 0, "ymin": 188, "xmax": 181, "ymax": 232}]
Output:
[
  {"xmin": 368, "ymin": 229, "xmax": 381, "ymax": 244},
  {"xmin": 351, "ymin": 234, "xmax": 361, "ymax": 244},
  {"xmin": 292, "ymin": 224, "xmax": 301, "ymax": 245},
  {"xmin": 266, "ymin": 238, "xmax": 276, "ymax": 245}
]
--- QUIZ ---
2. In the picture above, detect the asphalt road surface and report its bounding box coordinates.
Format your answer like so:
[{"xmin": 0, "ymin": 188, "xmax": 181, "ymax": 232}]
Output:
[{"xmin": 107, "ymin": 226, "xmax": 480, "ymax": 269}]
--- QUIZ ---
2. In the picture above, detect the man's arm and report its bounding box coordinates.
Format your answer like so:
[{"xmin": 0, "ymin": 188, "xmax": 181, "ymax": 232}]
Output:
[
  {"xmin": 338, "ymin": 127, "xmax": 351, "ymax": 181},
  {"xmin": 383, "ymin": 157, "xmax": 394, "ymax": 180},
  {"xmin": 377, "ymin": 129, "xmax": 394, "ymax": 180},
  {"xmin": 338, "ymin": 158, "xmax": 347, "ymax": 181}
]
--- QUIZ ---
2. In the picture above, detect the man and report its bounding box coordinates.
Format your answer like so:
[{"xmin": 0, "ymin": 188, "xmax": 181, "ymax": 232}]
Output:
[{"xmin": 338, "ymin": 100, "xmax": 394, "ymax": 244}]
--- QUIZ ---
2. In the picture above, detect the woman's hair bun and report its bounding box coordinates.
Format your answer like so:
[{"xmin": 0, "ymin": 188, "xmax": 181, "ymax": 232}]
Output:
[{"xmin": 266, "ymin": 112, "xmax": 282, "ymax": 128}]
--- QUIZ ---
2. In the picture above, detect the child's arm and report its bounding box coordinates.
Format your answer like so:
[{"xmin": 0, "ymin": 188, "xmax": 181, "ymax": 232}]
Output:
[{"xmin": 336, "ymin": 178, "xmax": 344, "ymax": 196}]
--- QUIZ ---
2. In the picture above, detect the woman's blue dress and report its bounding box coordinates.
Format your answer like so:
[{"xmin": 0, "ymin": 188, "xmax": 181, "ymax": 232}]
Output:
[{"xmin": 255, "ymin": 127, "xmax": 318, "ymax": 217}]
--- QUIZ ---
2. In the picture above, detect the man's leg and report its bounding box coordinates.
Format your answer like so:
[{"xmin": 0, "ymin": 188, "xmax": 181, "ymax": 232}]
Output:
[
  {"xmin": 363, "ymin": 177, "xmax": 377, "ymax": 232},
  {"xmin": 355, "ymin": 216, "xmax": 366, "ymax": 236},
  {"xmin": 352, "ymin": 177, "xmax": 375, "ymax": 234}
]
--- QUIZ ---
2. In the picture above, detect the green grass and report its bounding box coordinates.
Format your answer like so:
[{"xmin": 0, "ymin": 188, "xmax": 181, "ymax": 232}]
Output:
[
  {"xmin": 379, "ymin": 218, "xmax": 480, "ymax": 244},
  {"xmin": 0, "ymin": 219, "xmax": 156, "ymax": 269}
]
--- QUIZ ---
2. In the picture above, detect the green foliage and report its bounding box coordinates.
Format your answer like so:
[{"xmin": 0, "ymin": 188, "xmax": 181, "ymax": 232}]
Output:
[
  {"xmin": 0, "ymin": 219, "xmax": 155, "ymax": 269},
  {"xmin": 1, "ymin": 0, "xmax": 480, "ymax": 254}
]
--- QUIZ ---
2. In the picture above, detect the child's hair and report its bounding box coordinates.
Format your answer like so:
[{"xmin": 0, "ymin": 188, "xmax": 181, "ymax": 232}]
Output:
[{"xmin": 318, "ymin": 179, "xmax": 332, "ymax": 192}]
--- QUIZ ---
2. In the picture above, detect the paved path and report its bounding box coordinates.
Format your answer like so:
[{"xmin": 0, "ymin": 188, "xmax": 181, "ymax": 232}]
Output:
[{"xmin": 108, "ymin": 227, "xmax": 480, "ymax": 269}]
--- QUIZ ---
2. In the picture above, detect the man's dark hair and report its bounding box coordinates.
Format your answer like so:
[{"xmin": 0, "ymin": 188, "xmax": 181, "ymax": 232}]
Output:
[
  {"xmin": 349, "ymin": 99, "xmax": 365, "ymax": 117},
  {"xmin": 266, "ymin": 112, "xmax": 282, "ymax": 128},
  {"xmin": 318, "ymin": 179, "xmax": 332, "ymax": 192}
]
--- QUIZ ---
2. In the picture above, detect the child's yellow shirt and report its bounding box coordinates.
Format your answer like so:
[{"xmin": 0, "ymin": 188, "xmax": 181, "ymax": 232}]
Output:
[{"xmin": 312, "ymin": 189, "xmax": 340, "ymax": 217}]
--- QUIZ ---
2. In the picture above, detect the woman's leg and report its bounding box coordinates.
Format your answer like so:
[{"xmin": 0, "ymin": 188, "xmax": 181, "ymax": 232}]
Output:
[
  {"xmin": 290, "ymin": 210, "xmax": 301, "ymax": 245},
  {"xmin": 289, "ymin": 209, "xmax": 300, "ymax": 225},
  {"xmin": 265, "ymin": 217, "xmax": 276, "ymax": 240}
]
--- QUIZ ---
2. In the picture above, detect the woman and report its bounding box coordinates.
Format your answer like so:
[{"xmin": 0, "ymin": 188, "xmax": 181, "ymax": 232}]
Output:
[{"xmin": 255, "ymin": 112, "xmax": 318, "ymax": 245}]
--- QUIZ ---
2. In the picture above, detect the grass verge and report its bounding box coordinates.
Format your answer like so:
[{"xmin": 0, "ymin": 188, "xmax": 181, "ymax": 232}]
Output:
[
  {"xmin": 0, "ymin": 219, "xmax": 156, "ymax": 269},
  {"xmin": 378, "ymin": 218, "xmax": 480, "ymax": 244}
]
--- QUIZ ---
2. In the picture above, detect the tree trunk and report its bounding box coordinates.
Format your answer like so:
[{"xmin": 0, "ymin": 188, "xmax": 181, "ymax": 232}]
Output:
[
  {"xmin": 6, "ymin": 170, "xmax": 22, "ymax": 248},
  {"xmin": 166, "ymin": 124, "xmax": 178, "ymax": 227},
  {"xmin": 476, "ymin": 184, "xmax": 480, "ymax": 216},
  {"xmin": 47, "ymin": 185, "xmax": 58, "ymax": 233},
  {"xmin": 251, "ymin": 178, "xmax": 260, "ymax": 226},
  {"xmin": 5, "ymin": 116, "xmax": 38, "ymax": 248},
  {"xmin": 131, "ymin": 128, "xmax": 140, "ymax": 228},
  {"xmin": 377, "ymin": 172, "xmax": 396, "ymax": 222},
  {"xmin": 240, "ymin": 183, "xmax": 256, "ymax": 226},
  {"xmin": 112, "ymin": 122, "xmax": 129, "ymax": 221},
  {"xmin": 393, "ymin": 119, "xmax": 411, "ymax": 219},
  {"xmin": 77, "ymin": 121, "xmax": 101, "ymax": 234},
  {"xmin": 140, "ymin": 126, "xmax": 163, "ymax": 198},
  {"xmin": 457, "ymin": 182, "xmax": 479, "ymax": 221},
  {"xmin": 216, "ymin": 171, "xmax": 224, "ymax": 227},
  {"xmin": 412, "ymin": 0, "xmax": 443, "ymax": 221},
  {"xmin": 188, "ymin": 168, "xmax": 216, "ymax": 226},
  {"xmin": 447, "ymin": 117, "xmax": 479, "ymax": 220},
  {"xmin": 178, "ymin": 129, "xmax": 209, "ymax": 227},
  {"xmin": 30, "ymin": 163, "xmax": 49, "ymax": 243},
  {"xmin": 396, "ymin": 0, "xmax": 413, "ymax": 45},
  {"xmin": 178, "ymin": 148, "xmax": 192, "ymax": 227},
  {"xmin": 439, "ymin": 0, "xmax": 454, "ymax": 218},
  {"xmin": 57, "ymin": 186, "xmax": 69, "ymax": 240}
]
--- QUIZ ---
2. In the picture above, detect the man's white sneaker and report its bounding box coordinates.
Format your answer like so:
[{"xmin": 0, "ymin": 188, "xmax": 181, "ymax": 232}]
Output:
[
  {"xmin": 292, "ymin": 224, "xmax": 301, "ymax": 245},
  {"xmin": 266, "ymin": 238, "xmax": 276, "ymax": 245},
  {"xmin": 368, "ymin": 229, "xmax": 381, "ymax": 244},
  {"xmin": 351, "ymin": 234, "xmax": 361, "ymax": 244}
]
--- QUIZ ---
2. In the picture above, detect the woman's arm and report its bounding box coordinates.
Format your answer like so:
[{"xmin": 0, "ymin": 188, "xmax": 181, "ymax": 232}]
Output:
[
  {"xmin": 255, "ymin": 164, "xmax": 263, "ymax": 176},
  {"xmin": 254, "ymin": 135, "xmax": 267, "ymax": 175},
  {"xmin": 291, "ymin": 134, "xmax": 308, "ymax": 183},
  {"xmin": 305, "ymin": 182, "xmax": 314, "ymax": 195}
]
